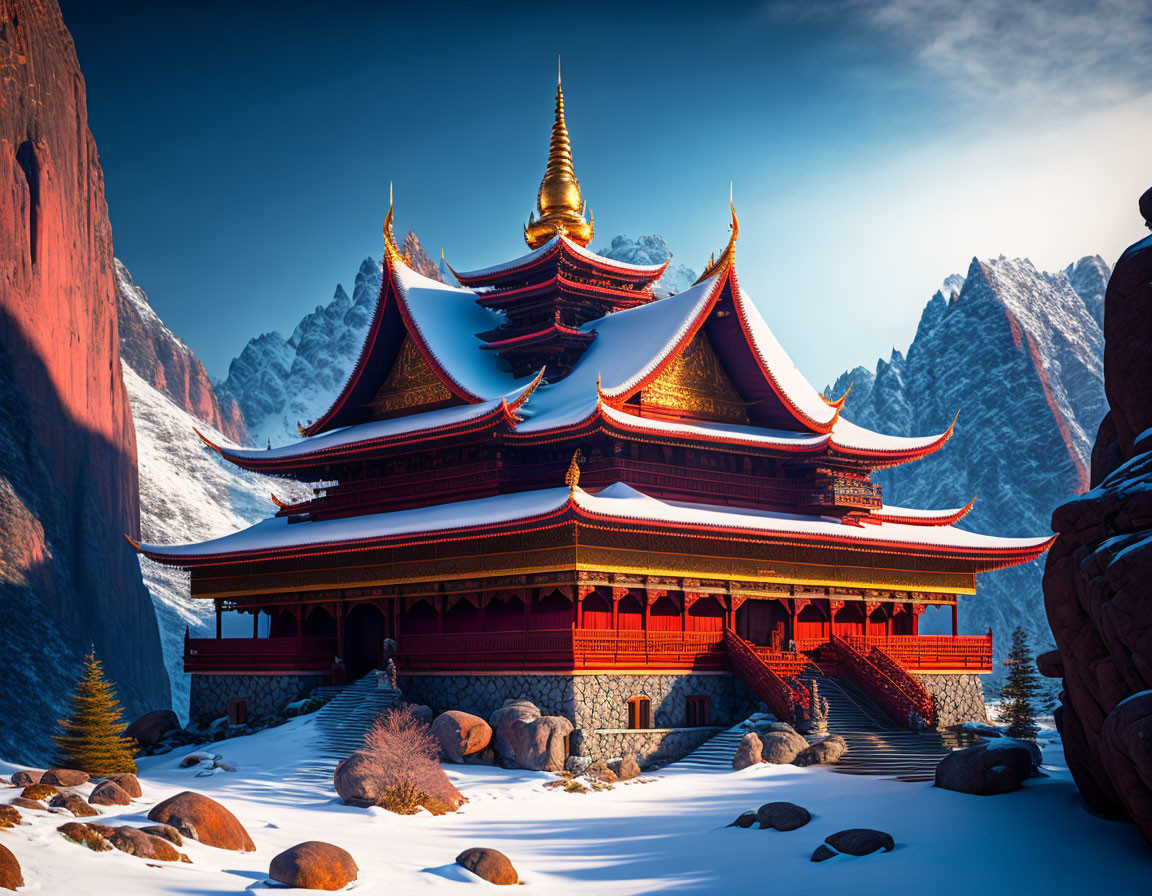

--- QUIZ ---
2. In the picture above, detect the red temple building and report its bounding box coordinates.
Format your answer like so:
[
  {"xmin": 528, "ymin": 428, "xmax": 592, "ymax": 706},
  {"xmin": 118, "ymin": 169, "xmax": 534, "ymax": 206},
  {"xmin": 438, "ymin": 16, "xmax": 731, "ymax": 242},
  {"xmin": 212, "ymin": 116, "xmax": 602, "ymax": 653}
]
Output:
[{"xmin": 137, "ymin": 77, "xmax": 1053, "ymax": 763}]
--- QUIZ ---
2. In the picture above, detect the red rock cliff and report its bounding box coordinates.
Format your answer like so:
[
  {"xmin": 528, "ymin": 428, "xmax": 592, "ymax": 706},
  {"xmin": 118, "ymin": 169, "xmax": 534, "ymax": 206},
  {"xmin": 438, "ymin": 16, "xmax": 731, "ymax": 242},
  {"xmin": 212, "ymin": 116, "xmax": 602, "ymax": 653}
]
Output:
[{"xmin": 0, "ymin": 0, "xmax": 169, "ymax": 761}]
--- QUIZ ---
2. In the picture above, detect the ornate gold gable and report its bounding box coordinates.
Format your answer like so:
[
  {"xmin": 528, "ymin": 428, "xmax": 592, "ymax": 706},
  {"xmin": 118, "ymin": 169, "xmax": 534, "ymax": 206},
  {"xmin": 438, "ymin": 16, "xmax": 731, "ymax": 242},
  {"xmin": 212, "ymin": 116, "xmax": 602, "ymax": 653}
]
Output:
[
  {"xmin": 639, "ymin": 331, "xmax": 749, "ymax": 424},
  {"xmin": 368, "ymin": 336, "xmax": 452, "ymax": 416}
]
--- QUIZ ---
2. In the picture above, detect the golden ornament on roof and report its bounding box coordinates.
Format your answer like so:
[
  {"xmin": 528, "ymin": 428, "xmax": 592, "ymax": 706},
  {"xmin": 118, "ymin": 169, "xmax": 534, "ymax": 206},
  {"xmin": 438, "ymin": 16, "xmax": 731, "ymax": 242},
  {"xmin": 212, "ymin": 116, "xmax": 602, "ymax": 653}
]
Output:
[{"xmin": 524, "ymin": 61, "xmax": 594, "ymax": 249}]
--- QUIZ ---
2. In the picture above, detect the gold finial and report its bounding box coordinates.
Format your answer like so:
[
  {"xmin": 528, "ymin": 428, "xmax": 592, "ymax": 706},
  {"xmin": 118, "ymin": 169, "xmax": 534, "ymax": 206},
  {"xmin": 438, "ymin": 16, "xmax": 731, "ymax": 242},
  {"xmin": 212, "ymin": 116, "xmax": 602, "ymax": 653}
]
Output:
[
  {"xmin": 383, "ymin": 182, "xmax": 401, "ymax": 262},
  {"xmin": 565, "ymin": 449, "xmax": 585, "ymax": 495},
  {"xmin": 524, "ymin": 72, "xmax": 594, "ymax": 248}
]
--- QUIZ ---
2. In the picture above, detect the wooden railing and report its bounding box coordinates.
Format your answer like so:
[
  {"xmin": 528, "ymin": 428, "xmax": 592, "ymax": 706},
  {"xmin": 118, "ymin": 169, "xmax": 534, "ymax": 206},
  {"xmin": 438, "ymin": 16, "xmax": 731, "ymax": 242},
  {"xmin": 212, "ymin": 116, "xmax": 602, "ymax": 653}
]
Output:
[
  {"xmin": 839, "ymin": 634, "xmax": 992, "ymax": 672},
  {"xmin": 864, "ymin": 644, "xmax": 937, "ymax": 725},
  {"xmin": 829, "ymin": 635, "xmax": 936, "ymax": 729},
  {"xmin": 724, "ymin": 629, "xmax": 811, "ymax": 728},
  {"xmin": 183, "ymin": 634, "xmax": 338, "ymax": 673},
  {"xmin": 574, "ymin": 629, "xmax": 726, "ymax": 670}
]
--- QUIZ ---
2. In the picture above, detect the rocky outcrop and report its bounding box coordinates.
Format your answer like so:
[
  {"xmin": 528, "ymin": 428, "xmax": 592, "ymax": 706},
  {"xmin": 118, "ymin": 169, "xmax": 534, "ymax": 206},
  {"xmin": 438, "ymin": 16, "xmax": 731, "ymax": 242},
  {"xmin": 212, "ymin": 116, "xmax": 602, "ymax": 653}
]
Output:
[
  {"xmin": 1043, "ymin": 199, "xmax": 1152, "ymax": 845},
  {"xmin": 934, "ymin": 742, "xmax": 1034, "ymax": 795},
  {"xmin": 115, "ymin": 260, "xmax": 248, "ymax": 444},
  {"xmin": 0, "ymin": 0, "xmax": 170, "ymax": 764}
]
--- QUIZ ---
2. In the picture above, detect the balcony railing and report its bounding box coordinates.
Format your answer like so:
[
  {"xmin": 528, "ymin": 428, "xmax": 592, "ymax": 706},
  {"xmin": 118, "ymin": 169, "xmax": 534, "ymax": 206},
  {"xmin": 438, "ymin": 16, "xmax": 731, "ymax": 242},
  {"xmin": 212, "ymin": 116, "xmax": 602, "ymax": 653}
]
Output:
[
  {"xmin": 839, "ymin": 635, "xmax": 993, "ymax": 672},
  {"xmin": 183, "ymin": 635, "xmax": 338, "ymax": 673}
]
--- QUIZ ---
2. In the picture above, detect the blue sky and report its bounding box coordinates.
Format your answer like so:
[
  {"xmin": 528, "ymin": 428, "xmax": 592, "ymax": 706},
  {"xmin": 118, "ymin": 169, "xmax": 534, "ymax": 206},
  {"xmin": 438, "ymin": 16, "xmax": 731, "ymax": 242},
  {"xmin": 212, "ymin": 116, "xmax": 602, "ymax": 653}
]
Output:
[{"xmin": 62, "ymin": 0, "xmax": 1152, "ymax": 388}]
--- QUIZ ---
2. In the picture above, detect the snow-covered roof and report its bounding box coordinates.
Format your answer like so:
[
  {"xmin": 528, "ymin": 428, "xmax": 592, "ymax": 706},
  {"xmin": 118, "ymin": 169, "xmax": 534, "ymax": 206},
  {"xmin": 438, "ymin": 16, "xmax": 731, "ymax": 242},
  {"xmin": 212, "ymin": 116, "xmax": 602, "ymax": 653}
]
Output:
[
  {"xmin": 140, "ymin": 481, "xmax": 1053, "ymax": 566},
  {"xmin": 561, "ymin": 237, "xmax": 669, "ymax": 274},
  {"xmin": 450, "ymin": 237, "xmax": 562, "ymax": 281},
  {"xmin": 450, "ymin": 235, "xmax": 668, "ymax": 283}
]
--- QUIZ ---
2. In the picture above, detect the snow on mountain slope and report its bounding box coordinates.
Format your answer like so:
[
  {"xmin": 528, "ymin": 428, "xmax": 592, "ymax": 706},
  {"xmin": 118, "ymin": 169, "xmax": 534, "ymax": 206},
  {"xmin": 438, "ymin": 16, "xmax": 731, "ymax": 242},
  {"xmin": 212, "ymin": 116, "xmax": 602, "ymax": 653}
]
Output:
[
  {"xmin": 827, "ymin": 256, "xmax": 1108, "ymax": 669},
  {"xmin": 595, "ymin": 234, "xmax": 697, "ymax": 296},
  {"xmin": 125, "ymin": 364, "xmax": 305, "ymax": 720}
]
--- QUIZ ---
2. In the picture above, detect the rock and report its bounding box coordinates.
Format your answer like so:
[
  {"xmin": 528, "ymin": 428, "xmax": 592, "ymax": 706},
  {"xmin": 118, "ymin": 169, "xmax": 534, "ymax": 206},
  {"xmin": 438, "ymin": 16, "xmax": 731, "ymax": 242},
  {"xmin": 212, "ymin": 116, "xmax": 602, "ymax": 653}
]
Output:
[
  {"xmin": 811, "ymin": 828, "xmax": 895, "ymax": 861},
  {"xmin": 756, "ymin": 801, "xmax": 811, "ymax": 831},
  {"xmin": 9, "ymin": 771, "xmax": 41, "ymax": 787},
  {"xmin": 729, "ymin": 810, "xmax": 758, "ymax": 828},
  {"xmin": 58, "ymin": 821, "xmax": 112, "ymax": 852},
  {"xmin": 410, "ymin": 704, "xmax": 434, "ymax": 725},
  {"xmin": 89, "ymin": 779, "xmax": 132, "ymax": 806},
  {"xmin": 180, "ymin": 751, "xmax": 217, "ymax": 768},
  {"xmin": 489, "ymin": 700, "xmax": 541, "ymax": 761},
  {"xmin": 49, "ymin": 793, "xmax": 98, "ymax": 817},
  {"xmin": 1099, "ymin": 692, "xmax": 1152, "ymax": 838},
  {"xmin": 760, "ymin": 728, "xmax": 809, "ymax": 764},
  {"xmin": 732, "ymin": 732, "xmax": 763, "ymax": 770},
  {"xmin": 585, "ymin": 759, "xmax": 618, "ymax": 784},
  {"xmin": 0, "ymin": 807, "xmax": 19, "ymax": 829},
  {"xmin": 462, "ymin": 746, "xmax": 497, "ymax": 766},
  {"xmin": 9, "ymin": 798, "xmax": 45, "ymax": 812},
  {"xmin": 147, "ymin": 791, "xmax": 255, "ymax": 851},
  {"xmin": 141, "ymin": 824, "xmax": 183, "ymax": 846},
  {"xmin": 0, "ymin": 0, "xmax": 170, "ymax": 768},
  {"xmin": 617, "ymin": 753, "xmax": 641, "ymax": 781},
  {"xmin": 41, "ymin": 769, "xmax": 89, "ymax": 787},
  {"xmin": 20, "ymin": 784, "xmax": 58, "ymax": 801},
  {"xmin": 431, "ymin": 711, "xmax": 492, "ymax": 763},
  {"xmin": 0, "ymin": 842, "xmax": 23, "ymax": 890},
  {"xmin": 456, "ymin": 847, "xmax": 518, "ymax": 885},
  {"xmin": 105, "ymin": 773, "xmax": 142, "ymax": 798},
  {"xmin": 332, "ymin": 751, "xmax": 465, "ymax": 813},
  {"xmin": 124, "ymin": 710, "xmax": 181, "ymax": 749},
  {"xmin": 1036, "ymin": 649, "xmax": 1064, "ymax": 679},
  {"xmin": 564, "ymin": 756, "xmax": 592, "ymax": 776},
  {"xmin": 793, "ymin": 735, "xmax": 848, "ymax": 767},
  {"xmin": 106, "ymin": 826, "xmax": 190, "ymax": 863},
  {"xmin": 508, "ymin": 716, "xmax": 574, "ymax": 771},
  {"xmin": 934, "ymin": 742, "xmax": 1033, "ymax": 795},
  {"xmin": 269, "ymin": 841, "xmax": 359, "ymax": 891}
]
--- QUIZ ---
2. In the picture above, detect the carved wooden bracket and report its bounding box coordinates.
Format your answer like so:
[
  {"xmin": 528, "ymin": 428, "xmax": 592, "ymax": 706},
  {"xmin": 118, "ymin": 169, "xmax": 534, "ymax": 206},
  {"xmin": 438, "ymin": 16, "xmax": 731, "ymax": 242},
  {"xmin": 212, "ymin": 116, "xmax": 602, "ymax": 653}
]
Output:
[
  {"xmin": 830, "ymin": 599, "xmax": 846, "ymax": 613},
  {"xmin": 612, "ymin": 586, "xmax": 630, "ymax": 603},
  {"xmin": 730, "ymin": 595, "xmax": 749, "ymax": 613},
  {"xmin": 646, "ymin": 590, "xmax": 667, "ymax": 606},
  {"xmin": 577, "ymin": 584, "xmax": 598, "ymax": 601},
  {"xmin": 683, "ymin": 593, "xmax": 703, "ymax": 610},
  {"xmin": 865, "ymin": 600, "xmax": 882, "ymax": 615},
  {"xmin": 912, "ymin": 603, "xmax": 928, "ymax": 616},
  {"xmin": 793, "ymin": 596, "xmax": 811, "ymax": 613}
]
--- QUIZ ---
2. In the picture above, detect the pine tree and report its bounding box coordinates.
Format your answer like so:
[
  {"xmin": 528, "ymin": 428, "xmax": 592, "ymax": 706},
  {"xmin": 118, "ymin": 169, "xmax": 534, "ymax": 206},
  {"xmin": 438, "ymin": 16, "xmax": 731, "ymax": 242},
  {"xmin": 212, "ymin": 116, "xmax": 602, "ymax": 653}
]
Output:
[
  {"xmin": 998, "ymin": 626, "xmax": 1042, "ymax": 741},
  {"xmin": 52, "ymin": 649, "xmax": 138, "ymax": 774}
]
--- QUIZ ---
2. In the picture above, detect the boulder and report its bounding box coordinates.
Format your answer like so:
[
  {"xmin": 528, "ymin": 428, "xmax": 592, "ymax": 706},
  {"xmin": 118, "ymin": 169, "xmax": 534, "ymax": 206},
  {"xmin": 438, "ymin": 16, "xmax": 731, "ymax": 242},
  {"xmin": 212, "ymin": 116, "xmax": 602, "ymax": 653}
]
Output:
[
  {"xmin": 180, "ymin": 751, "xmax": 217, "ymax": 768},
  {"xmin": 10, "ymin": 798, "xmax": 45, "ymax": 811},
  {"xmin": 1099, "ymin": 692, "xmax": 1152, "ymax": 838},
  {"xmin": 760, "ymin": 728, "xmax": 809, "ymax": 764},
  {"xmin": 564, "ymin": 756, "xmax": 592, "ymax": 776},
  {"xmin": 90, "ymin": 779, "xmax": 132, "ymax": 806},
  {"xmin": 508, "ymin": 716, "xmax": 574, "ymax": 771},
  {"xmin": 0, "ymin": 843, "xmax": 22, "ymax": 891},
  {"xmin": 410, "ymin": 704, "xmax": 434, "ymax": 725},
  {"xmin": 732, "ymin": 732, "xmax": 763, "ymax": 770},
  {"xmin": 934, "ymin": 742, "xmax": 1033, "ymax": 795},
  {"xmin": 20, "ymin": 784, "xmax": 58, "ymax": 801},
  {"xmin": 57, "ymin": 821, "xmax": 112, "ymax": 852},
  {"xmin": 333, "ymin": 751, "xmax": 465, "ymax": 813},
  {"xmin": 585, "ymin": 758, "xmax": 617, "ymax": 783},
  {"xmin": 147, "ymin": 791, "xmax": 255, "ymax": 851},
  {"xmin": 106, "ymin": 826, "xmax": 190, "ymax": 862},
  {"xmin": 49, "ymin": 793, "xmax": 98, "ymax": 817},
  {"xmin": 142, "ymin": 824, "xmax": 183, "ymax": 846},
  {"xmin": 105, "ymin": 773, "xmax": 142, "ymax": 798},
  {"xmin": 9, "ymin": 771, "xmax": 41, "ymax": 787},
  {"xmin": 1036, "ymin": 649, "xmax": 1064, "ymax": 679},
  {"xmin": 270, "ymin": 841, "xmax": 359, "ymax": 891},
  {"xmin": 793, "ymin": 735, "xmax": 848, "ymax": 767},
  {"xmin": 125, "ymin": 710, "xmax": 182, "ymax": 748},
  {"xmin": 824, "ymin": 828, "xmax": 895, "ymax": 858},
  {"xmin": 728, "ymin": 811, "xmax": 758, "ymax": 828},
  {"xmin": 456, "ymin": 847, "xmax": 518, "ymax": 885},
  {"xmin": 41, "ymin": 769, "xmax": 89, "ymax": 787},
  {"xmin": 431, "ymin": 711, "xmax": 492, "ymax": 763},
  {"xmin": 0, "ymin": 807, "xmax": 18, "ymax": 829},
  {"xmin": 756, "ymin": 801, "xmax": 811, "ymax": 831},
  {"xmin": 489, "ymin": 700, "xmax": 541, "ymax": 761},
  {"xmin": 617, "ymin": 754, "xmax": 642, "ymax": 781}
]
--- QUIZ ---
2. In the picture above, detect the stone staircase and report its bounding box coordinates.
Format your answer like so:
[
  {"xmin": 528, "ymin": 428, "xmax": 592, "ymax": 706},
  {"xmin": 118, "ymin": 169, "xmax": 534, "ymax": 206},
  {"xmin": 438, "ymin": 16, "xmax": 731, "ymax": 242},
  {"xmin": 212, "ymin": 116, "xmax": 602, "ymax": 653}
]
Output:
[
  {"xmin": 310, "ymin": 671, "xmax": 401, "ymax": 769},
  {"xmin": 668, "ymin": 727, "xmax": 748, "ymax": 773}
]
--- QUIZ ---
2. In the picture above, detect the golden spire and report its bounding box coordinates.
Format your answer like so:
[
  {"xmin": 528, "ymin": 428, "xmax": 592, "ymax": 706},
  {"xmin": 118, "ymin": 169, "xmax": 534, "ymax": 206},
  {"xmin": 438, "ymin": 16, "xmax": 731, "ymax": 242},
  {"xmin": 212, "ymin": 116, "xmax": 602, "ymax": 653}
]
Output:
[
  {"xmin": 565, "ymin": 449, "xmax": 585, "ymax": 495},
  {"xmin": 524, "ymin": 61, "xmax": 594, "ymax": 249}
]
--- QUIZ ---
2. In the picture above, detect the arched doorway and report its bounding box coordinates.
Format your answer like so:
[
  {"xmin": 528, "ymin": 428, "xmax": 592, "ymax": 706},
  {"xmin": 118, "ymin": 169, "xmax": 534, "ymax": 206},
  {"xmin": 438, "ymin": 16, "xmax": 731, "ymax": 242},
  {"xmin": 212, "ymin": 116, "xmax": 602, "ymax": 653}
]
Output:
[{"xmin": 345, "ymin": 603, "xmax": 388, "ymax": 678}]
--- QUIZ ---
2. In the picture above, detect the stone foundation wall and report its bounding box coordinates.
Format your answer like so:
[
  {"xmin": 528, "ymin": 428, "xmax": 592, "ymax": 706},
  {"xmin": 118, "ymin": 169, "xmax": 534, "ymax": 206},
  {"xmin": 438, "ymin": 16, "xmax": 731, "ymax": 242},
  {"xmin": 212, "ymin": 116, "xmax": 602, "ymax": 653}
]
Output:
[
  {"xmin": 398, "ymin": 671, "xmax": 759, "ymax": 766},
  {"xmin": 189, "ymin": 673, "xmax": 327, "ymax": 726},
  {"xmin": 915, "ymin": 673, "xmax": 988, "ymax": 727}
]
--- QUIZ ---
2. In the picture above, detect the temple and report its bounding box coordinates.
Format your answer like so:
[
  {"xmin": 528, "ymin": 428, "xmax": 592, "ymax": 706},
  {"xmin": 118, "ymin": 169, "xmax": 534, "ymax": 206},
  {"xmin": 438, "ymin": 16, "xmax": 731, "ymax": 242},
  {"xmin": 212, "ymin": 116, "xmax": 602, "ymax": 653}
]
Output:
[{"xmin": 138, "ymin": 75, "xmax": 1053, "ymax": 763}]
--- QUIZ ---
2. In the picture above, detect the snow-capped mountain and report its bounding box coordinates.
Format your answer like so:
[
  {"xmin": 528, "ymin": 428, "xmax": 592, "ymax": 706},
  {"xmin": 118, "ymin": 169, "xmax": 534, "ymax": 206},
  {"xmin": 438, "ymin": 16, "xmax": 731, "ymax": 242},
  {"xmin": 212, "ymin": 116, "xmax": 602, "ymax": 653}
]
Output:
[
  {"xmin": 826, "ymin": 255, "xmax": 1108, "ymax": 668},
  {"xmin": 595, "ymin": 234, "xmax": 698, "ymax": 296},
  {"xmin": 116, "ymin": 260, "xmax": 306, "ymax": 719}
]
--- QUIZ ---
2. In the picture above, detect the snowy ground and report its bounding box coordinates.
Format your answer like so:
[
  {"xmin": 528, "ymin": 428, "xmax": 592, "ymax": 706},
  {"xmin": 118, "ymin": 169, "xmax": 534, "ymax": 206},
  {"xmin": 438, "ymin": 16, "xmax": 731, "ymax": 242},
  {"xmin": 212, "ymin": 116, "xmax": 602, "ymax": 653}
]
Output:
[{"xmin": 3, "ymin": 718, "xmax": 1149, "ymax": 894}]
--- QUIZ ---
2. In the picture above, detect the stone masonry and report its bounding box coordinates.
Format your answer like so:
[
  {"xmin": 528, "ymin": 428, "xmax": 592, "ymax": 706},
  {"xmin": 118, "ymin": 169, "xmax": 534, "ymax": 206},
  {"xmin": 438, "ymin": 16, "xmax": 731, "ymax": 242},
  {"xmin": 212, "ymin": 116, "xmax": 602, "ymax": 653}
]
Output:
[
  {"xmin": 189, "ymin": 673, "xmax": 327, "ymax": 726},
  {"xmin": 914, "ymin": 673, "xmax": 988, "ymax": 727}
]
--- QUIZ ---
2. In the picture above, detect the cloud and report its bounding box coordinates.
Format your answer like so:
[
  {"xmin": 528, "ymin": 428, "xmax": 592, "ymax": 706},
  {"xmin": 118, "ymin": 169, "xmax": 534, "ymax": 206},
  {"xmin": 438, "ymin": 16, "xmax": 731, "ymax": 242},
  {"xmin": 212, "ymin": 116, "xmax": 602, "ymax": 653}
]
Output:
[{"xmin": 771, "ymin": 0, "xmax": 1152, "ymax": 112}]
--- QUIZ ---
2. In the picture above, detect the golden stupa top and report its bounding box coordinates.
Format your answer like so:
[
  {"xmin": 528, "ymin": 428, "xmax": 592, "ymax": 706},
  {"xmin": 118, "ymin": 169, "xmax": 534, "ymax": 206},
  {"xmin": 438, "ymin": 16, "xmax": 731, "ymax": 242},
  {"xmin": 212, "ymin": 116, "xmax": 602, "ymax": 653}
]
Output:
[{"xmin": 524, "ymin": 65, "xmax": 594, "ymax": 249}]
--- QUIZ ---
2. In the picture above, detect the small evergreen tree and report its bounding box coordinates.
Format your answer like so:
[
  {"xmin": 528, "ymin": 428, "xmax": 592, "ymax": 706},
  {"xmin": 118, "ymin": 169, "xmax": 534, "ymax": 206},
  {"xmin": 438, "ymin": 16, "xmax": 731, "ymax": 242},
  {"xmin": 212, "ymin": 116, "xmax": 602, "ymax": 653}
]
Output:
[
  {"xmin": 52, "ymin": 649, "xmax": 138, "ymax": 774},
  {"xmin": 999, "ymin": 627, "xmax": 1042, "ymax": 741}
]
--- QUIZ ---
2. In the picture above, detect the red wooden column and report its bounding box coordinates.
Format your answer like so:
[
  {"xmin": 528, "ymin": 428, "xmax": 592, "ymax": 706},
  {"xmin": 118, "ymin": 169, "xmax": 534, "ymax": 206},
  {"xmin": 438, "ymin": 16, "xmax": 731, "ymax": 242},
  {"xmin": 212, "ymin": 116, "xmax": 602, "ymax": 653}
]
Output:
[
  {"xmin": 912, "ymin": 602, "xmax": 926, "ymax": 635},
  {"xmin": 829, "ymin": 599, "xmax": 844, "ymax": 638},
  {"xmin": 612, "ymin": 587, "xmax": 628, "ymax": 632}
]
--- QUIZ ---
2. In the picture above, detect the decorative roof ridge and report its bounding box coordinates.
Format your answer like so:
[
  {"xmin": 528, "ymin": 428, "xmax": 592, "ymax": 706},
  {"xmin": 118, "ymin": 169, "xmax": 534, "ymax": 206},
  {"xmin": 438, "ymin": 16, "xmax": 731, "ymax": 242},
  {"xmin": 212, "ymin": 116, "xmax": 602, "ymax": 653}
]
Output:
[
  {"xmin": 480, "ymin": 322, "xmax": 595, "ymax": 350},
  {"xmin": 827, "ymin": 411, "xmax": 958, "ymax": 465},
  {"xmin": 560, "ymin": 235, "xmax": 672, "ymax": 277},
  {"xmin": 450, "ymin": 237, "xmax": 563, "ymax": 284},
  {"xmin": 870, "ymin": 496, "xmax": 977, "ymax": 527}
]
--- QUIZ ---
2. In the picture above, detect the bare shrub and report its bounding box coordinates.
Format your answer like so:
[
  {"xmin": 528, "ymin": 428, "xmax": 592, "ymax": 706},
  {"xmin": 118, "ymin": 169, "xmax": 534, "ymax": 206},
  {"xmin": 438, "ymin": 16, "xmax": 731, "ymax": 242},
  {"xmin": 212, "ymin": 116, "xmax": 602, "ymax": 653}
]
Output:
[{"xmin": 362, "ymin": 704, "xmax": 443, "ymax": 814}]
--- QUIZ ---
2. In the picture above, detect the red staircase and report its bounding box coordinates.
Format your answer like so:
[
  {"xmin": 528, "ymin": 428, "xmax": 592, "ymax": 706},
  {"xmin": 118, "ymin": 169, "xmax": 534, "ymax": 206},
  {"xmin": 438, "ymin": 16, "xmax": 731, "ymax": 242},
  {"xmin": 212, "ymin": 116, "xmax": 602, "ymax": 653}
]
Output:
[
  {"xmin": 724, "ymin": 628, "xmax": 812, "ymax": 728},
  {"xmin": 828, "ymin": 635, "xmax": 936, "ymax": 728}
]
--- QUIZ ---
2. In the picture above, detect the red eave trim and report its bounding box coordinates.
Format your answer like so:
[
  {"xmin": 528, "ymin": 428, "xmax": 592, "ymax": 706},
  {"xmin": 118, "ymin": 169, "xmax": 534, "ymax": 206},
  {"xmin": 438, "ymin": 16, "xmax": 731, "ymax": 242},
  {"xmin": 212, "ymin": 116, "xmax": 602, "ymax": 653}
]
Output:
[
  {"xmin": 560, "ymin": 237, "xmax": 671, "ymax": 282},
  {"xmin": 828, "ymin": 412, "xmax": 957, "ymax": 468},
  {"xmin": 453, "ymin": 241, "xmax": 565, "ymax": 286},
  {"xmin": 481, "ymin": 323, "xmax": 595, "ymax": 350},
  {"xmin": 871, "ymin": 496, "xmax": 977, "ymax": 527}
]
